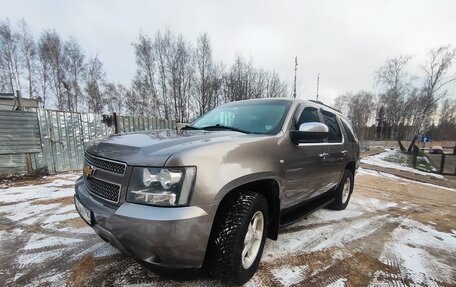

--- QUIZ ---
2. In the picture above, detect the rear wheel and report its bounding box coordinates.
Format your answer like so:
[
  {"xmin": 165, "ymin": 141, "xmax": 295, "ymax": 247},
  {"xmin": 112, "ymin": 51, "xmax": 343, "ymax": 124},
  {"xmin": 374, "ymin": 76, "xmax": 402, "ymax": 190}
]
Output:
[
  {"xmin": 205, "ymin": 191, "xmax": 268, "ymax": 285},
  {"xmin": 329, "ymin": 169, "xmax": 354, "ymax": 210}
]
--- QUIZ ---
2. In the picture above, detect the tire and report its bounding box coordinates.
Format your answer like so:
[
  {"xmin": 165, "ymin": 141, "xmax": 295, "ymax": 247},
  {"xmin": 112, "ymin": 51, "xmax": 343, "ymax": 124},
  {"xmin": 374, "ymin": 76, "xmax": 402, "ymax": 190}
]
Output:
[
  {"xmin": 204, "ymin": 191, "xmax": 268, "ymax": 285},
  {"xmin": 328, "ymin": 169, "xmax": 354, "ymax": 210}
]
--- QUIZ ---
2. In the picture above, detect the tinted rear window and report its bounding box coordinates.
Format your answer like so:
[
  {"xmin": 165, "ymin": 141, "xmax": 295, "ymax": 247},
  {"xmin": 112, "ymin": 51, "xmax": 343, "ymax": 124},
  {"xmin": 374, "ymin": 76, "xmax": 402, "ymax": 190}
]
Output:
[
  {"xmin": 341, "ymin": 120, "xmax": 357, "ymax": 142},
  {"xmin": 321, "ymin": 111, "xmax": 342, "ymax": 143}
]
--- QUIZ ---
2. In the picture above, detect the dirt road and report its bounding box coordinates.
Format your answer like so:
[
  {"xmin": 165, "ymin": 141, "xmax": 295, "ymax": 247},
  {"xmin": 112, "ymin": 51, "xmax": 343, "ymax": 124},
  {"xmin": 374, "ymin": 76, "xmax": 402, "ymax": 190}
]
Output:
[{"xmin": 0, "ymin": 168, "xmax": 455, "ymax": 286}]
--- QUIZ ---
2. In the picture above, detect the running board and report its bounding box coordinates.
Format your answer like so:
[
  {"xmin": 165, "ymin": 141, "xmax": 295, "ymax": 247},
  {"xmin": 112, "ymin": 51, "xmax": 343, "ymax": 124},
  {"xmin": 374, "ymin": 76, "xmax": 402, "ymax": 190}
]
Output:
[{"xmin": 279, "ymin": 192, "xmax": 336, "ymax": 228}]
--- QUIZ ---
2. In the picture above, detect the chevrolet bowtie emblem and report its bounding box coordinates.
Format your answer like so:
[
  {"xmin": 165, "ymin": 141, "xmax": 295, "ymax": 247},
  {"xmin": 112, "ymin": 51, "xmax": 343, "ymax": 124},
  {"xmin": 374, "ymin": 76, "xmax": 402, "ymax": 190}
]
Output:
[{"xmin": 83, "ymin": 165, "xmax": 95, "ymax": 178}]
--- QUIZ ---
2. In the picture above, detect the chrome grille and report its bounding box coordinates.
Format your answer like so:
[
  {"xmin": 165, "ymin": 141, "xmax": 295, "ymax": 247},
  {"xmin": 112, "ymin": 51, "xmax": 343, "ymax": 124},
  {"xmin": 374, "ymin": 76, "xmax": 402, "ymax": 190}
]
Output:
[
  {"xmin": 84, "ymin": 177, "xmax": 120, "ymax": 203},
  {"xmin": 85, "ymin": 152, "xmax": 126, "ymax": 174}
]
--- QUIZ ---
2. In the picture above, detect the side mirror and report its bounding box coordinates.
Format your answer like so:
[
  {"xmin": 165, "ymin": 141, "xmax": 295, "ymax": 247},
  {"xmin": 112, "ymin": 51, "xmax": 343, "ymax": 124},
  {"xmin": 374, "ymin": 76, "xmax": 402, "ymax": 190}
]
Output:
[{"xmin": 290, "ymin": 122, "xmax": 329, "ymax": 144}]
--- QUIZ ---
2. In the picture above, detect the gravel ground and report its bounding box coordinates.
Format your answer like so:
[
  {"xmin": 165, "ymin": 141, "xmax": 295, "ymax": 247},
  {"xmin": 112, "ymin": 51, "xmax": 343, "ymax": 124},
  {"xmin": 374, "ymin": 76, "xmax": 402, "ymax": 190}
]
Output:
[{"xmin": 0, "ymin": 156, "xmax": 455, "ymax": 286}]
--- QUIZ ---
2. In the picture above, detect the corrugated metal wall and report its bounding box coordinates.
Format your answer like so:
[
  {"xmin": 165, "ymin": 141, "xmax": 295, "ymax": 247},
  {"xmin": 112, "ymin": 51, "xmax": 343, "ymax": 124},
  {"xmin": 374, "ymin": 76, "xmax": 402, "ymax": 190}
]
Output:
[
  {"xmin": 0, "ymin": 110, "xmax": 41, "ymax": 154},
  {"xmin": 0, "ymin": 110, "xmax": 176, "ymax": 177}
]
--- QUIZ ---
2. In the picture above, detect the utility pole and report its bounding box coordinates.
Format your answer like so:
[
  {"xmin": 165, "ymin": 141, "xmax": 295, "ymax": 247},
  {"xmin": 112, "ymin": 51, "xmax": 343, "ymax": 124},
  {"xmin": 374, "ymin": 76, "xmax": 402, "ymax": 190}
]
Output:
[
  {"xmin": 293, "ymin": 57, "xmax": 298, "ymax": 98},
  {"xmin": 316, "ymin": 73, "xmax": 320, "ymax": 101}
]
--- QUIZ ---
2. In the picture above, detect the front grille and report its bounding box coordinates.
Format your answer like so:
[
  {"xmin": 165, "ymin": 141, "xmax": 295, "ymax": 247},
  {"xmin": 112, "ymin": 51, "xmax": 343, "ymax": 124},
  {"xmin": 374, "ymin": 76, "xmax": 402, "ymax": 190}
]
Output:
[
  {"xmin": 84, "ymin": 177, "xmax": 120, "ymax": 203},
  {"xmin": 85, "ymin": 152, "xmax": 126, "ymax": 174}
]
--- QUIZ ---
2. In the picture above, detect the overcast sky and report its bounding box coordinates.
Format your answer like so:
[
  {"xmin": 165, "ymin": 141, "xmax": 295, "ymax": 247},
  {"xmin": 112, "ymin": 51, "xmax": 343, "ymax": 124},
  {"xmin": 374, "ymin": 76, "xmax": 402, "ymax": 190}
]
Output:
[{"xmin": 2, "ymin": 0, "xmax": 456, "ymax": 103}]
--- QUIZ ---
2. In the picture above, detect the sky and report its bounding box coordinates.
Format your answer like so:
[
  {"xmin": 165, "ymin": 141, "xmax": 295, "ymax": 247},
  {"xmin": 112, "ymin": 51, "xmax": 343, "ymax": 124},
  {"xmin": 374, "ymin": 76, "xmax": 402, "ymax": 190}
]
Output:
[{"xmin": 1, "ymin": 0, "xmax": 456, "ymax": 104}]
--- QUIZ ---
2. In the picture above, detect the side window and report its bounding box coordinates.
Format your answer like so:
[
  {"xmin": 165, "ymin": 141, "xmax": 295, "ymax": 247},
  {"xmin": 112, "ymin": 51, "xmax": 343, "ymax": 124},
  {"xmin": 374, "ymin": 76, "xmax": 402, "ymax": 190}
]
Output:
[
  {"xmin": 295, "ymin": 107, "xmax": 320, "ymax": 129},
  {"xmin": 341, "ymin": 120, "xmax": 357, "ymax": 142},
  {"xmin": 321, "ymin": 111, "xmax": 342, "ymax": 143}
]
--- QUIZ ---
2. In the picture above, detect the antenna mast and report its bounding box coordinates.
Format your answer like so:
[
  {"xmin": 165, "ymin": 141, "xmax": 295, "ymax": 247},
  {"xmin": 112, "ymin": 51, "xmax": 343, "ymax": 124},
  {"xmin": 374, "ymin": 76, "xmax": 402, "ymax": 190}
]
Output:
[
  {"xmin": 316, "ymin": 73, "xmax": 320, "ymax": 101},
  {"xmin": 293, "ymin": 57, "xmax": 298, "ymax": 98}
]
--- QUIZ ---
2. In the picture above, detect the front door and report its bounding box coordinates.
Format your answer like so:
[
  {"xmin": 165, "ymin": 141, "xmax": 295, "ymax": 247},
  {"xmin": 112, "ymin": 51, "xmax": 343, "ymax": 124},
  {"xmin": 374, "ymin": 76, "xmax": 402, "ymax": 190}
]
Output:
[{"xmin": 282, "ymin": 106, "xmax": 332, "ymax": 210}]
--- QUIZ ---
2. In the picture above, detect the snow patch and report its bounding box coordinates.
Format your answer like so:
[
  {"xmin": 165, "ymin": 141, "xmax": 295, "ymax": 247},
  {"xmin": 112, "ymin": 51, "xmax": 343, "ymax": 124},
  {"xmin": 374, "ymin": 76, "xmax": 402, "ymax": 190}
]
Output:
[
  {"xmin": 326, "ymin": 278, "xmax": 347, "ymax": 287},
  {"xmin": 23, "ymin": 233, "xmax": 83, "ymax": 250},
  {"xmin": 358, "ymin": 167, "xmax": 455, "ymax": 192},
  {"xmin": 380, "ymin": 217, "xmax": 456, "ymax": 284},
  {"xmin": 361, "ymin": 149, "xmax": 443, "ymax": 179},
  {"xmin": 273, "ymin": 265, "xmax": 306, "ymax": 286}
]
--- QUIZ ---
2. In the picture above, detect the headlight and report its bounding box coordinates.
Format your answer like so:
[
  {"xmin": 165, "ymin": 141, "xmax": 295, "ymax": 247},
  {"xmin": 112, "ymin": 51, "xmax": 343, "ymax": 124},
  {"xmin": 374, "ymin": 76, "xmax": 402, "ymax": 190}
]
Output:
[{"xmin": 127, "ymin": 167, "xmax": 196, "ymax": 206}]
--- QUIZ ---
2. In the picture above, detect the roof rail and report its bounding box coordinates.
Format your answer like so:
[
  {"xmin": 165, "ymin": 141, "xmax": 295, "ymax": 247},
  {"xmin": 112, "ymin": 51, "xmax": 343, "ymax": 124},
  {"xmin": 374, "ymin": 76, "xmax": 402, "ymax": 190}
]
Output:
[{"xmin": 309, "ymin": 100, "xmax": 342, "ymax": 114}]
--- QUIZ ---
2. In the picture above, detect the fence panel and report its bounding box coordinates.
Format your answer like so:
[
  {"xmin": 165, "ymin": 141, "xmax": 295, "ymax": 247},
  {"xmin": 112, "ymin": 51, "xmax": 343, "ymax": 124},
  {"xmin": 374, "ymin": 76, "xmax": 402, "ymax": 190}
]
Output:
[
  {"xmin": 0, "ymin": 110, "xmax": 41, "ymax": 154},
  {"xmin": 1, "ymin": 109, "xmax": 176, "ymax": 176}
]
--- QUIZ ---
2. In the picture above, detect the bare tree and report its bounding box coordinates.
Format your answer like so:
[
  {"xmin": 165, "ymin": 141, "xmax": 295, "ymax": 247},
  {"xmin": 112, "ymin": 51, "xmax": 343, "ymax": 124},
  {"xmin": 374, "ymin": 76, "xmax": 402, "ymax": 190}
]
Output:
[
  {"xmin": 418, "ymin": 45, "xmax": 456, "ymax": 126},
  {"xmin": 17, "ymin": 19, "xmax": 37, "ymax": 99},
  {"xmin": 435, "ymin": 98, "xmax": 456, "ymax": 140},
  {"xmin": 168, "ymin": 35, "xmax": 194, "ymax": 122},
  {"xmin": 220, "ymin": 54, "xmax": 287, "ymax": 104},
  {"xmin": 105, "ymin": 82, "xmax": 127, "ymax": 114},
  {"xmin": 63, "ymin": 38, "xmax": 86, "ymax": 111},
  {"xmin": 154, "ymin": 30, "xmax": 172, "ymax": 119},
  {"xmin": 265, "ymin": 71, "xmax": 288, "ymax": 98},
  {"xmin": 333, "ymin": 91, "xmax": 375, "ymax": 139},
  {"xmin": 37, "ymin": 44, "xmax": 51, "ymax": 108},
  {"xmin": 405, "ymin": 46, "xmax": 455, "ymax": 151},
  {"xmin": 375, "ymin": 55, "xmax": 413, "ymax": 139},
  {"xmin": 132, "ymin": 32, "xmax": 158, "ymax": 117},
  {"xmin": 39, "ymin": 30, "xmax": 66, "ymax": 110},
  {"xmin": 195, "ymin": 33, "xmax": 217, "ymax": 115},
  {"xmin": 0, "ymin": 19, "xmax": 21, "ymax": 93},
  {"xmin": 85, "ymin": 56, "xmax": 106, "ymax": 113}
]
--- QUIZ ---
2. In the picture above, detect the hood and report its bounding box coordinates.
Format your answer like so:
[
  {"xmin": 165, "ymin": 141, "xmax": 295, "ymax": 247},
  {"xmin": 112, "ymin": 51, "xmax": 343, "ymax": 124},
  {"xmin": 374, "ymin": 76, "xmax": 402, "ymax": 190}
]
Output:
[{"xmin": 86, "ymin": 129, "xmax": 252, "ymax": 166}]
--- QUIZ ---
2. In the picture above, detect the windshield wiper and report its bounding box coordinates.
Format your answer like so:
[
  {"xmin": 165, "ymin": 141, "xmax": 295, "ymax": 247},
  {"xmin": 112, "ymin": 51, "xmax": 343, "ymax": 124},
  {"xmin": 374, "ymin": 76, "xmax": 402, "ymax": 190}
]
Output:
[
  {"xmin": 200, "ymin": 124, "xmax": 251, "ymax": 134},
  {"xmin": 181, "ymin": 125, "xmax": 202, "ymax": 131}
]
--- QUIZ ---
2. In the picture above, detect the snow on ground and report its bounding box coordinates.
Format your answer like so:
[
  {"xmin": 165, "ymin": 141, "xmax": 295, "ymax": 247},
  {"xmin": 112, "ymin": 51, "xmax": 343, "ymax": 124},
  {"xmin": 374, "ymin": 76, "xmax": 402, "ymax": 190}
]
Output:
[
  {"xmin": 358, "ymin": 167, "xmax": 455, "ymax": 192},
  {"xmin": 361, "ymin": 149, "xmax": 444, "ymax": 179},
  {"xmin": 0, "ymin": 169, "xmax": 455, "ymax": 286},
  {"xmin": 378, "ymin": 217, "xmax": 456, "ymax": 285}
]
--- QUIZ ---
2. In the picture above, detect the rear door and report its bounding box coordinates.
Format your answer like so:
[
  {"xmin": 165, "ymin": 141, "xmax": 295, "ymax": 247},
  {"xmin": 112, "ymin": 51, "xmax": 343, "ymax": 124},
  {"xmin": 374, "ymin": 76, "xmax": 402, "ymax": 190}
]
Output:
[
  {"xmin": 340, "ymin": 118, "xmax": 360, "ymax": 166},
  {"xmin": 321, "ymin": 110, "xmax": 346, "ymax": 187}
]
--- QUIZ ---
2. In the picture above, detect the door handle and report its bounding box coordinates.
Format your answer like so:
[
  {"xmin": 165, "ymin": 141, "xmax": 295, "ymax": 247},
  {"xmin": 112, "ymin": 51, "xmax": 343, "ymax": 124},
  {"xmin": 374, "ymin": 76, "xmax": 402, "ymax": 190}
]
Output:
[
  {"xmin": 319, "ymin": 152, "xmax": 329, "ymax": 158},
  {"xmin": 341, "ymin": 150, "xmax": 348, "ymax": 156}
]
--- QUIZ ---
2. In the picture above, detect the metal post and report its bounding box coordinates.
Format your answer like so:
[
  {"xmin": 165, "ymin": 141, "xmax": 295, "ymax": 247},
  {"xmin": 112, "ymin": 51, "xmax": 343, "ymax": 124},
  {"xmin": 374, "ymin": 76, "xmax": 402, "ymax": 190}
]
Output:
[
  {"xmin": 113, "ymin": 112, "xmax": 119, "ymax": 134},
  {"xmin": 316, "ymin": 73, "xmax": 320, "ymax": 101},
  {"xmin": 16, "ymin": 90, "xmax": 22, "ymax": 111},
  {"xmin": 412, "ymin": 145, "xmax": 419, "ymax": 168},
  {"xmin": 439, "ymin": 154, "xmax": 445, "ymax": 174},
  {"xmin": 293, "ymin": 57, "xmax": 298, "ymax": 98},
  {"xmin": 25, "ymin": 153, "xmax": 33, "ymax": 175}
]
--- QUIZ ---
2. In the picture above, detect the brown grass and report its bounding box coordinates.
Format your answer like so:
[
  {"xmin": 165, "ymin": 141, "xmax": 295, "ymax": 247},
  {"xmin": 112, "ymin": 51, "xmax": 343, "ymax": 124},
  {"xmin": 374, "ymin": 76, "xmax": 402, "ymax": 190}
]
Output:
[
  {"xmin": 30, "ymin": 196, "xmax": 74, "ymax": 206},
  {"xmin": 55, "ymin": 217, "xmax": 87, "ymax": 229},
  {"xmin": 67, "ymin": 253, "xmax": 96, "ymax": 287}
]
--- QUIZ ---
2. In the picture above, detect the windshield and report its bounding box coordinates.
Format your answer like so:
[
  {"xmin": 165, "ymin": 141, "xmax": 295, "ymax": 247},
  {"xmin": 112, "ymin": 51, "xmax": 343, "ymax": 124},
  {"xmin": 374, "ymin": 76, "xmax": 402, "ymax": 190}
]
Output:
[{"xmin": 190, "ymin": 100, "xmax": 291, "ymax": 134}]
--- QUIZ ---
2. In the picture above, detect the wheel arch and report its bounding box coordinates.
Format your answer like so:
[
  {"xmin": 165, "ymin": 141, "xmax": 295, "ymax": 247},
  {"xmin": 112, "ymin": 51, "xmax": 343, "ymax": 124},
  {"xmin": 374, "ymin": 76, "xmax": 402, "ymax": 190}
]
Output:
[
  {"xmin": 213, "ymin": 178, "xmax": 281, "ymax": 241},
  {"xmin": 345, "ymin": 160, "xmax": 356, "ymax": 175}
]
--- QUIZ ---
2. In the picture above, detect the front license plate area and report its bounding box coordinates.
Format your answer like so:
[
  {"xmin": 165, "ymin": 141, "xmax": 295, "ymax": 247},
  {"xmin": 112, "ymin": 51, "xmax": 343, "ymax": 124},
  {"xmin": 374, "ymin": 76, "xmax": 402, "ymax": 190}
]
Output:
[{"xmin": 75, "ymin": 196, "xmax": 93, "ymax": 226}]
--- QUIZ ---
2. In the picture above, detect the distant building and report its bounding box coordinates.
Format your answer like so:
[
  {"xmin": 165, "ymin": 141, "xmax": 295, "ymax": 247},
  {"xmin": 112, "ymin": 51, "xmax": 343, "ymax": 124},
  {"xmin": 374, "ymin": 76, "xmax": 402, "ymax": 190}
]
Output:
[{"xmin": 0, "ymin": 93, "xmax": 39, "ymax": 111}]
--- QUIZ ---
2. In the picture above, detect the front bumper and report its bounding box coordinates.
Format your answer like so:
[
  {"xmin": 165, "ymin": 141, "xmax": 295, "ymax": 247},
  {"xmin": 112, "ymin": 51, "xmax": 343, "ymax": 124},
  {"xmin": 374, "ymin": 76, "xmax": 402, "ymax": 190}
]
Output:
[{"xmin": 74, "ymin": 177, "xmax": 217, "ymax": 269}]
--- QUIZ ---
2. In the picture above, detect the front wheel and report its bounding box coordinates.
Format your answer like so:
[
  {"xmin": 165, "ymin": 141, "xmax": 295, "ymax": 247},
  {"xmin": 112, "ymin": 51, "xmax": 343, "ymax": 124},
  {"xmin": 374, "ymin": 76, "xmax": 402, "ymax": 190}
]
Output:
[
  {"xmin": 205, "ymin": 191, "xmax": 268, "ymax": 285},
  {"xmin": 328, "ymin": 169, "xmax": 354, "ymax": 210}
]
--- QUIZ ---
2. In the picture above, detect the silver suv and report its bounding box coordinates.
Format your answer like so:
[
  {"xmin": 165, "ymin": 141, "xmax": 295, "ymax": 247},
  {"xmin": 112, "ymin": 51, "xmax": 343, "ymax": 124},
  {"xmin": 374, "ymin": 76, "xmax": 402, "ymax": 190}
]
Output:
[{"xmin": 74, "ymin": 98, "xmax": 360, "ymax": 284}]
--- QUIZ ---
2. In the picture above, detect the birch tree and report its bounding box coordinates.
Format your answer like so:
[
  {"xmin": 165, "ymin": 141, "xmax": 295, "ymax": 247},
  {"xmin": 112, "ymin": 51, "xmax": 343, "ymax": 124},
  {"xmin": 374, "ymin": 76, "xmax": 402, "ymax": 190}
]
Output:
[
  {"xmin": 63, "ymin": 38, "xmax": 86, "ymax": 111},
  {"xmin": 17, "ymin": 19, "xmax": 37, "ymax": 99},
  {"xmin": 85, "ymin": 56, "xmax": 106, "ymax": 113},
  {"xmin": 39, "ymin": 30, "xmax": 66, "ymax": 110},
  {"xmin": 0, "ymin": 20, "xmax": 21, "ymax": 93}
]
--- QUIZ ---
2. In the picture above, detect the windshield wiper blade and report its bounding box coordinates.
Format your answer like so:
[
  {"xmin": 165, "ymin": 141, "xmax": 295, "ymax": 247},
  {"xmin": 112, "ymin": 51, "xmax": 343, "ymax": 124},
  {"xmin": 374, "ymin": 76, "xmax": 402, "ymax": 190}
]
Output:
[
  {"xmin": 200, "ymin": 124, "xmax": 251, "ymax": 134},
  {"xmin": 181, "ymin": 125, "xmax": 202, "ymax": 130}
]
